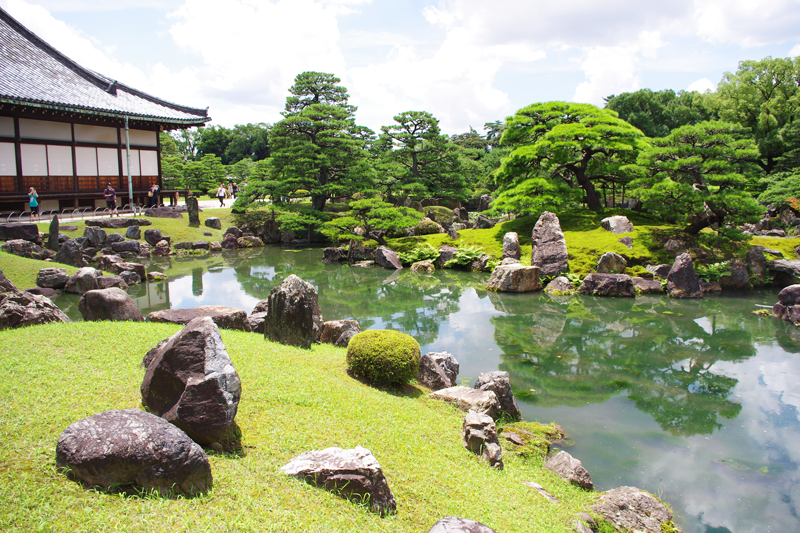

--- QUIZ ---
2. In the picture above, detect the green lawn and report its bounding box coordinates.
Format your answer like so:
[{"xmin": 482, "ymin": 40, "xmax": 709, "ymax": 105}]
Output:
[{"xmin": 0, "ymin": 322, "xmax": 599, "ymax": 533}]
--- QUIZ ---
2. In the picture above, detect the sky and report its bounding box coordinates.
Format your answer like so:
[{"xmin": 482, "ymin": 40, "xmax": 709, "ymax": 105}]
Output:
[{"xmin": 2, "ymin": 0, "xmax": 800, "ymax": 135}]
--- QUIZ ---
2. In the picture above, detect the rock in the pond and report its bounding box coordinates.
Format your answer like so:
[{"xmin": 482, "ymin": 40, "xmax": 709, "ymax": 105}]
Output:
[
  {"xmin": 320, "ymin": 319, "xmax": 361, "ymax": 347},
  {"xmin": 502, "ymin": 232, "xmax": 521, "ymax": 260},
  {"xmin": 600, "ymin": 215, "xmax": 633, "ymax": 234},
  {"xmin": 667, "ymin": 253, "xmax": 703, "ymax": 299},
  {"xmin": 280, "ymin": 446, "xmax": 396, "ymax": 515},
  {"xmin": 544, "ymin": 276, "xmax": 575, "ymax": 295},
  {"xmin": 119, "ymin": 270, "xmax": 141, "ymax": 285},
  {"xmin": 221, "ymin": 233, "xmax": 238, "ymax": 250},
  {"xmin": 111, "ymin": 240, "xmax": 140, "ymax": 255},
  {"xmin": 411, "ymin": 260, "xmax": 435, "ymax": 273},
  {"xmin": 37, "ymin": 267, "xmax": 69, "ymax": 289},
  {"xmin": 769, "ymin": 259, "xmax": 800, "ymax": 286},
  {"xmin": 56, "ymin": 408, "xmax": 211, "ymax": 496},
  {"xmin": 437, "ymin": 246, "xmax": 458, "ymax": 268},
  {"xmin": 147, "ymin": 306, "xmax": 251, "ymax": 332},
  {"xmin": 591, "ymin": 486, "xmax": 674, "ymax": 533},
  {"xmin": 147, "ymin": 271, "xmax": 168, "ymax": 281},
  {"xmin": 578, "ymin": 273, "xmax": 634, "ymax": 297},
  {"xmin": 486, "ymin": 263, "xmax": 541, "ymax": 292},
  {"xmin": 646, "ymin": 264, "xmax": 672, "ymax": 279},
  {"xmin": 428, "ymin": 386, "xmax": 499, "ymax": 419},
  {"xmin": 64, "ymin": 267, "xmax": 101, "ymax": 295},
  {"xmin": 193, "ymin": 241, "xmax": 210, "ymax": 250},
  {"xmin": 544, "ymin": 450, "xmax": 594, "ymax": 490},
  {"xmin": 779, "ymin": 285, "xmax": 800, "ymax": 306},
  {"xmin": 474, "ymin": 371, "xmax": 521, "ymax": 420},
  {"xmin": 719, "ymin": 259, "xmax": 750, "ymax": 290},
  {"xmin": 54, "ymin": 238, "xmax": 87, "ymax": 268},
  {"xmin": 125, "ymin": 226, "xmax": 141, "ymax": 239},
  {"xmin": 531, "ymin": 211, "xmax": 569, "ymax": 277},
  {"xmin": 470, "ymin": 254, "xmax": 492, "ymax": 272},
  {"xmin": 618, "ymin": 236, "xmax": 633, "ymax": 248},
  {"xmin": 462, "ymin": 410, "xmax": 503, "ymax": 469},
  {"xmin": 700, "ymin": 280, "xmax": 722, "ymax": 294},
  {"xmin": 376, "ymin": 246, "xmax": 403, "ymax": 270},
  {"xmin": 632, "ymin": 277, "xmax": 663, "ymax": 294},
  {"xmin": 417, "ymin": 351, "xmax": 460, "ymax": 390},
  {"xmin": 596, "ymin": 251, "xmax": 627, "ymax": 274},
  {"xmin": 26, "ymin": 287, "xmax": 59, "ymax": 298},
  {"xmin": 141, "ymin": 317, "xmax": 241, "ymax": 445},
  {"xmin": 323, "ymin": 247, "xmax": 345, "ymax": 262},
  {"xmin": 746, "ymin": 247, "xmax": 769, "ymax": 285},
  {"xmin": 264, "ymin": 275, "xmax": 323, "ymax": 348},
  {"xmin": 151, "ymin": 240, "xmax": 172, "ymax": 257},
  {"xmin": 97, "ymin": 256, "xmax": 146, "ymax": 280},
  {"xmin": 79, "ymin": 288, "xmax": 144, "ymax": 322},
  {"xmin": 0, "ymin": 289, "xmax": 68, "ymax": 329},
  {"xmin": 426, "ymin": 517, "xmax": 497, "ymax": 533},
  {"xmin": 174, "ymin": 241, "xmax": 194, "ymax": 250}
]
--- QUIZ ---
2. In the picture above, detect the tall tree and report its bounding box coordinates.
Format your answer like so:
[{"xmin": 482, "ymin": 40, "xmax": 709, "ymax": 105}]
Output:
[
  {"xmin": 715, "ymin": 56, "xmax": 800, "ymax": 173},
  {"xmin": 268, "ymin": 71, "xmax": 374, "ymax": 212},
  {"xmin": 605, "ymin": 89, "xmax": 718, "ymax": 138},
  {"xmin": 224, "ymin": 123, "xmax": 271, "ymax": 163},
  {"xmin": 497, "ymin": 102, "xmax": 647, "ymax": 211},
  {"xmin": 196, "ymin": 125, "xmax": 232, "ymax": 163},
  {"xmin": 634, "ymin": 121, "xmax": 761, "ymax": 233}
]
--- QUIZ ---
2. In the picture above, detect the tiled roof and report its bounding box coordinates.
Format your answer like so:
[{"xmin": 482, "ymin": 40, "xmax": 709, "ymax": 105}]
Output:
[{"xmin": 0, "ymin": 7, "xmax": 209, "ymax": 126}]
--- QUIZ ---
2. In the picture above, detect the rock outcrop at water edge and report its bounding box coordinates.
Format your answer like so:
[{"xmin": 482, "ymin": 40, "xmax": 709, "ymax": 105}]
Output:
[
  {"xmin": 320, "ymin": 319, "xmax": 361, "ymax": 347},
  {"xmin": 578, "ymin": 273, "xmax": 634, "ymax": 297},
  {"xmin": 544, "ymin": 450, "xmax": 594, "ymax": 490},
  {"xmin": 428, "ymin": 386, "xmax": 499, "ymax": 419},
  {"xmin": 596, "ymin": 251, "xmax": 627, "ymax": 274},
  {"xmin": 264, "ymin": 274, "xmax": 323, "ymax": 348},
  {"xmin": 531, "ymin": 211, "xmax": 569, "ymax": 277},
  {"xmin": 474, "ymin": 371, "xmax": 521, "ymax": 420},
  {"xmin": 486, "ymin": 263, "xmax": 541, "ymax": 292},
  {"xmin": 591, "ymin": 486, "xmax": 675, "ymax": 533},
  {"xmin": 462, "ymin": 410, "xmax": 503, "ymax": 470},
  {"xmin": 79, "ymin": 288, "xmax": 144, "ymax": 322},
  {"xmin": 666, "ymin": 253, "xmax": 703, "ymax": 299}
]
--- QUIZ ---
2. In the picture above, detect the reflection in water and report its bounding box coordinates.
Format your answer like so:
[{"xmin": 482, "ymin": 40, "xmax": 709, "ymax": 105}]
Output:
[{"xmin": 52, "ymin": 246, "xmax": 799, "ymax": 532}]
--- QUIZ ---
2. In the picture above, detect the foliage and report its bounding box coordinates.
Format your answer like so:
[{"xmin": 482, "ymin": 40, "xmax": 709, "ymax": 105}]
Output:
[
  {"xmin": 194, "ymin": 123, "xmax": 271, "ymax": 165},
  {"xmin": 346, "ymin": 329, "xmax": 421, "ymax": 385},
  {"xmin": 184, "ymin": 153, "xmax": 227, "ymax": 192},
  {"xmin": 443, "ymin": 245, "xmax": 485, "ymax": 268},
  {"xmin": 757, "ymin": 171, "xmax": 800, "ymax": 206},
  {"xmin": 424, "ymin": 205, "xmax": 456, "ymax": 225},
  {"xmin": 604, "ymin": 89, "xmax": 718, "ymax": 137},
  {"xmin": 321, "ymin": 198, "xmax": 420, "ymax": 246},
  {"xmin": 695, "ymin": 261, "xmax": 732, "ymax": 282},
  {"xmin": 497, "ymin": 102, "xmax": 647, "ymax": 211},
  {"xmin": 397, "ymin": 243, "xmax": 440, "ymax": 266},
  {"xmin": 489, "ymin": 173, "xmax": 581, "ymax": 217},
  {"xmin": 414, "ymin": 218, "xmax": 443, "ymax": 236},
  {"xmin": 565, "ymin": 273, "xmax": 583, "ymax": 289}
]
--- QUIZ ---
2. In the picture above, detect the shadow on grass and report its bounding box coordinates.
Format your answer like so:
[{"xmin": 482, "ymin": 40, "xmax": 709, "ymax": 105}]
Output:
[
  {"xmin": 210, "ymin": 421, "xmax": 247, "ymax": 458},
  {"xmin": 345, "ymin": 369, "xmax": 425, "ymax": 399}
]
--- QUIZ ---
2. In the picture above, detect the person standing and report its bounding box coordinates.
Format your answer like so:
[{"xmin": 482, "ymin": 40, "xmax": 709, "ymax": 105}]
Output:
[
  {"xmin": 28, "ymin": 187, "xmax": 40, "ymax": 222},
  {"xmin": 232, "ymin": 182, "xmax": 239, "ymax": 199},
  {"xmin": 103, "ymin": 182, "xmax": 118, "ymax": 217},
  {"xmin": 216, "ymin": 184, "xmax": 227, "ymax": 207}
]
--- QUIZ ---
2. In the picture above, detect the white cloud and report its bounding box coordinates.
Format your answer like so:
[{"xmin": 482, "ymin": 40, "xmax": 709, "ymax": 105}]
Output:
[
  {"xmin": 790, "ymin": 43, "xmax": 800, "ymax": 57},
  {"xmin": 694, "ymin": 0, "xmax": 800, "ymax": 47},
  {"xmin": 686, "ymin": 77, "xmax": 716, "ymax": 93}
]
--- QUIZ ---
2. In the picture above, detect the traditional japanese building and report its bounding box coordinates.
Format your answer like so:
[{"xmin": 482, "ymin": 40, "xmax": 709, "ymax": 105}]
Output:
[{"xmin": 0, "ymin": 7, "xmax": 209, "ymax": 214}]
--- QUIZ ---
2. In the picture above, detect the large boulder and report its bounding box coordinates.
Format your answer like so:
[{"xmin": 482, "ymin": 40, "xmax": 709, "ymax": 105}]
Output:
[
  {"xmin": 36, "ymin": 268, "xmax": 69, "ymax": 290},
  {"xmin": 56, "ymin": 409, "xmax": 211, "ymax": 496},
  {"xmin": 462, "ymin": 410, "xmax": 503, "ymax": 470},
  {"xmin": 417, "ymin": 351, "xmax": 460, "ymax": 391},
  {"xmin": 719, "ymin": 258, "xmax": 750, "ymax": 290},
  {"xmin": 144, "ymin": 228, "xmax": 167, "ymax": 247},
  {"xmin": 111, "ymin": 240, "xmax": 141, "ymax": 255},
  {"xmin": 578, "ymin": 273, "xmax": 635, "ymax": 297},
  {"xmin": 141, "ymin": 317, "xmax": 242, "ymax": 445},
  {"xmin": 96, "ymin": 275, "xmax": 128, "ymax": 290},
  {"xmin": 319, "ymin": 319, "xmax": 361, "ymax": 347},
  {"xmin": 411, "ymin": 260, "xmax": 435, "ymax": 273},
  {"xmin": 147, "ymin": 306, "xmax": 251, "ymax": 332},
  {"xmin": 666, "ymin": 253, "xmax": 703, "ymax": 299},
  {"xmin": 0, "ymin": 222, "xmax": 41, "ymax": 244},
  {"xmin": 144, "ymin": 207, "xmax": 182, "ymax": 219},
  {"xmin": 531, "ymin": 211, "xmax": 569, "ymax": 277},
  {"xmin": 125, "ymin": 226, "xmax": 141, "ymax": 239},
  {"xmin": 473, "ymin": 371, "xmax": 521, "ymax": 421},
  {"xmin": 85, "ymin": 218, "xmax": 151, "ymax": 229},
  {"xmin": 205, "ymin": 217, "xmax": 222, "ymax": 230},
  {"xmin": 768, "ymin": 259, "xmax": 800, "ymax": 285},
  {"xmin": 54, "ymin": 238, "xmax": 87, "ymax": 268},
  {"xmin": 427, "ymin": 517, "xmax": 497, "ymax": 533},
  {"xmin": 64, "ymin": 267, "xmax": 101, "ymax": 295},
  {"xmin": 745, "ymin": 247, "xmax": 769, "ymax": 285},
  {"xmin": 264, "ymin": 275, "xmax": 323, "ymax": 348},
  {"xmin": 221, "ymin": 233, "xmax": 238, "ymax": 250},
  {"xmin": 596, "ymin": 252, "xmax": 627, "ymax": 274},
  {"xmin": 502, "ymin": 232, "xmax": 521, "ymax": 260},
  {"xmin": 280, "ymin": 446, "xmax": 396, "ymax": 515},
  {"xmin": 79, "ymin": 288, "xmax": 144, "ymax": 322},
  {"xmin": 83, "ymin": 226, "xmax": 106, "ymax": 247},
  {"xmin": 646, "ymin": 264, "xmax": 672, "ymax": 279},
  {"xmin": 486, "ymin": 263, "xmax": 541, "ymax": 292},
  {"xmin": 151, "ymin": 240, "xmax": 172, "ymax": 257},
  {"xmin": 600, "ymin": 215, "xmax": 633, "ymax": 234},
  {"xmin": 376, "ymin": 247, "xmax": 403, "ymax": 270},
  {"xmin": 591, "ymin": 486, "xmax": 675, "ymax": 533},
  {"xmin": 0, "ymin": 289, "xmax": 68, "ymax": 329},
  {"xmin": 428, "ymin": 386, "xmax": 499, "ymax": 419},
  {"xmin": 1, "ymin": 239, "xmax": 47, "ymax": 259},
  {"xmin": 632, "ymin": 277, "xmax": 663, "ymax": 294},
  {"xmin": 779, "ymin": 285, "xmax": 800, "ymax": 305},
  {"xmin": 544, "ymin": 450, "xmax": 594, "ymax": 490}
]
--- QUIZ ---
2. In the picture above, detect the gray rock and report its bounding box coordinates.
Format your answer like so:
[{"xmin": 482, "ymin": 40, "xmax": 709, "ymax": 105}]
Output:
[
  {"xmin": 96, "ymin": 275, "xmax": 128, "ymax": 290},
  {"xmin": 1, "ymin": 239, "xmax": 46, "ymax": 259},
  {"xmin": 376, "ymin": 247, "xmax": 403, "ymax": 270},
  {"xmin": 591, "ymin": 486, "xmax": 674, "ymax": 533},
  {"xmin": 746, "ymin": 247, "xmax": 769, "ymax": 285},
  {"xmin": 147, "ymin": 306, "xmax": 251, "ymax": 332},
  {"xmin": 768, "ymin": 259, "xmax": 800, "ymax": 285},
  {"xmin": 486, "ymin": 264, "xmax": 541, "ymax": 292},
  {"xmin": 501, "ymin": 257, "xmax": 520, "ymax": 265},
  {"xmin": 478, "ymin": 195, "xmax": 493, "ymax": 212},
  {"xmin": 475, "ymin": 214, "xmax": 495, "ymax": 229},
  {"xmin": 205, "ymin": 217, "xmax": 222, "ymax": 230},
  {"xmin": 700, "ymin": 280, "xmax": 722, "ymax": 294},
  {"xmin": 193, "ymin": 241, "xmax": 210, "ymax": 250},
  {"xmin": 208, "ymin": 242, "xmax": 222, "ymax": 252},
  {"xmin": 646, "ymin": 264, "xmax": 672, "ymax": 279},
  {"xmin": 64, "ymin": 267, "xmax": 101, "ymax": 295},
  {"xmin": 0, "ymin": 289, "xmax": 68, "ymax": 329},
  {"xmin": 111, "ymin": 240, "xmax": 140, "ymax": 254},
  {"xmin": 54, "ymin": 239, "xmax": 87, "ymax": 268},
  {"xmin": 474, "ymin": 371, "xmax": 521, "ymax": 420},
  {"xmin": 264, "ymin": 275, "xmax": 323, "ymax": 348},
  {"xmin": 79, "ymin": 288, "xmax": 143, "ymax": 322},
  {"xmin": 323, "ymin": 247, "xmax": 345, "ymax": 262},
  {"xmin": 428, "ymin": 386, "xmax": 499, "ymax": 419},
  {"xmin": 119, "ymin": 270, "xmax": 141, "ymax": 285},
  {"xmin": 578, "ymin": 273, "xmax": 634, "ymax": 297},
  {"xmin": 224, "ymin": 226, "xmax": 242, "ymax": 239},
  {"xmin": 462, "ymin": 410, "xmax": 503, "ymax": 469},
  {"xmin": 280, "ymin": 446, "xmax": 396, "ymax": 515},
  {"xmin": 596, "ymin": 251, "xmax": 627, "ymax": 274},
  {"xmin": 320, "ymin": 319, "xmax": 361, "ymax": 347},
  {"xmin": 470, "ymin": 254, "xmax": 492, "ymax": 272},
  {"xmin": 143, "ymin": 229, "xmax": 167, "ymax": 247},
  {"xmin": 0, "ymin": 268, "xmax": 16, "ymax": 293},
  {"xmin": 544, "ymin": 450, "xmax": 594, "ymax": 490},
  {"xmin": 26, "ymin": 287, "xmax": 59, "ymax": 298},
  {"xmin": 0, "ymin": 222, "xmax": 41, "ymax": 244},
  {"xmin": 531, "ymin": 211, "xmax": 569, "ymax": 277},
  {"xmin": 174, "ymin": 241, "xmax": 194, "ymax": 250},
  {"xmin": 437, "ymin": 246, "xmax": 458, "ymax": 268},
  {"xmin": 600, "ymin": 215, "xmax": 633, "ymax": 234},
  {"xmin": 187, "ymin": 196, "xmax": 200, "ymax": 225},
  {"xmin": 427, "ymin": 517, "xmax": 497, "ymax": 533},
  {"xmin": 141, "ymin": 317, "xmax": 242, "ymax": 445},
  {"xmin": 618, "ymin": 236, "xmax": 633, "ymax": 248},
  {"xmin": 664, "ymin": 239, "xmax": 687, "ymax": 257},
  {"xmin": 83, "ymin": 226, "xmax": 107, "ymax": 247},
  {"xmin": 221, "ymin": 233, "xmax": 238, "ymax": 250},
  {"xmin": 544, "ymin": 276, "xmax": 575, "ymax": 295},
  {"xmin": 85, "ymin": 218, "xmax": 151, "ymax": 229},
  {"xmin": 523, "ymin": 481, "xmax": 559, "ymax": 504},
  {"xmin": 151, "ymin": 240, "xmax": 172, "ymax": 257},
  {"xmin": 667, "ymin": 253, "xmax": 703, "ymax": 299},
  {"xmin": 144, "ymin": 207, "xmax": 183, "ymax": 219},
  {"xmin": 36, "ymin": 268, "xmax": 69, "ymax": 289},
  {"xmin": 719, "ymin": 259, "xmax": 750, "ymax": 290},
  {"xmin": 47, "ymin": 215, "xmax": 60, "ymax": 251},
  {"xmin": 96, "ymin": 256, "xmax": 146, "ymax": 280},
  {"xmin": 502, "ymin": 232, "xmax": 521, "ymax": 260},
  {"xmin": 56, "ymin": 408, "xmax": 211, "ymax": 496},
  {"xmin": 105, "ymin": 233, "xmax": 124, "ymax": 246},
  {"xmin": 778, "ymin": 284, "xmax": 800, "ymax": 306},
  {"xmin": 411, "ymin": 260, "xmax": 435, "ymax": 273},
  {"xmin": 125, "ymin": 226, "xmax": 141, "ymax": 239},
  {"xmin": 632, "ymin": 277, "xmax": 663, "ymax": 294},
  {"xmin": 417, "ymin": 351, "xmax": 459, "ymax": 390},
  {"xmin": 248, "ymin": 311, "xmax": 268, "ymax": 334}
]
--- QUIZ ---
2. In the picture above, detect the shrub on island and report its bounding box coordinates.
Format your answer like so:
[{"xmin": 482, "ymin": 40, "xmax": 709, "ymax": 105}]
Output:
[{"xmin": 346, "ymin": 329, "xmax": 421, "ymax": 386}]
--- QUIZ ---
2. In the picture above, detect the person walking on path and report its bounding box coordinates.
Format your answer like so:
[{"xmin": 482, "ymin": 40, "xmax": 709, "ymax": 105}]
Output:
[
  {"xmin": 28, "ymin": 187, "xmax": 40, "ymax": 222},
  {"xmin": 148, "ymin": 184, "xmax": 160, "ymax": 207},
  {"xmin": 216, "ymin": 184, "xmax": 227, "ymax": 207},
  {"xmin": 103, "ymin": 183, "xmax": 119, "ymax": 217}
]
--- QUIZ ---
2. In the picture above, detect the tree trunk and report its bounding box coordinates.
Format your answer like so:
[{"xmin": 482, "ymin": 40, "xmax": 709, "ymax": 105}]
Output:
[
  {"xmin": 311, "ymin": 194, "xmax": 327, "ymax": 211},
  {"xmin": 578, "ymin": 172, "xmax": 603, "ymax": 211}
]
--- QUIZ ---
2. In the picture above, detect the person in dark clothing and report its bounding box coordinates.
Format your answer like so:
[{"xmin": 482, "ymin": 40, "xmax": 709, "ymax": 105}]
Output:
[{"xmin": 103, "ymin": 183, "xmax": 118, "ymax": 217}]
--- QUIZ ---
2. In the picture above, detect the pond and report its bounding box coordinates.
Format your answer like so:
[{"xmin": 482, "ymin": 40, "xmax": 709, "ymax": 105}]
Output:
[{"xmin": 55, "ymin": 246, "xmax": 800, "ymax": 533}]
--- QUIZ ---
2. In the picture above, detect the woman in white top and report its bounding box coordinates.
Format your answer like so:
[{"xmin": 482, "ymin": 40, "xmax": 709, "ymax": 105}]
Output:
[{"xmin": 217, "ymin": 184, "xmax": 227, "ymax": 207}]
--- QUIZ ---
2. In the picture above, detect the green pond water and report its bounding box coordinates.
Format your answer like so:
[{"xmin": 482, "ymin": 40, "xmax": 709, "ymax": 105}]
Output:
[{"xmin": 56, "ymin": 246, "xmax": 800, "ymax": 533}]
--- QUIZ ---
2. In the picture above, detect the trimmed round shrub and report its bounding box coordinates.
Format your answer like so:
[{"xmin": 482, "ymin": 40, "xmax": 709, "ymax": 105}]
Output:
[
  {"xmin": 415, "ymin": 218, "xmax": 442, "ymax": 236},
  {"xmin": 426, "ymin": 205, "xmax": 456, "ymax": 225},
  {"xmin": 346, "ymin": 330, "xmax": 421, "ymax": 386}
]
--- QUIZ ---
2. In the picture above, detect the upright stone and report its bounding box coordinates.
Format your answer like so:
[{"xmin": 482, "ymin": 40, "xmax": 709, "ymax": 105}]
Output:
[
  {"xmin": 745, "ymin": 247, "xmax": 768, "ymax": 285},
  {"xmin": 264, "ymin": 274, "xmax": 323, "ymax": 348},
  {"xmin": 666, "ymin": 253, "xmax": 703, "ymax": 299},
  {"xmin": 531, "ymin": 211, "xmax": 569, "ymax": 277},
  {"xmin": 54, "ymin": 238, "xmax": 86, "ymax": 268},
  {"xmin": 502, "ymin": 232, "xmax": 521, "ymax": 260},
  {"xmin": 596, "ymin": 252, "xmax": 627, "ymax": 274},
  {"xmin": 376, "ymin": 247, "xmax": 403, "ymax": 270},
  {"xmin": 462, "ymin": 410, "xmax": 503, "ymax": 470},
  {"xmin": 126, "ymin": 226, "xmax": 141, "ymax": 239},
  {"xmin": 474, "ymin": 371, "xmax": 521, "ymax": 420},
  {"xmin": 417, "ymin": 351, "xmax": 460, "ymax": 390},
  {"xmin": 47, "ymin": 215, "xmax": 60, "ymax": 251},
  {"xmin": 186, "ymin": 196, "xmax": 200, "ymax": 225},
  {"xmin": 83, "ymin": 226, "xmax": 106, "ymax": 248}
]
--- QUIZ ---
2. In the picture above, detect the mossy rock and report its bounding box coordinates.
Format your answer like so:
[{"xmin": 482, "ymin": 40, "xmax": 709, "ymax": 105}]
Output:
[
  {"xmin": 498, "ymin": 421, "xmax": 564, "ymax": 458},
  {"xmin": 415, "ymin": 218, "xmax": 442, "ymax": 236},
  {"xmin": 425, "ymin": 206, "xmax": 456, "ymax": 225},
  {"xmin": 346, "ymin": 330, "xmax": 421, "ymax": 386}
]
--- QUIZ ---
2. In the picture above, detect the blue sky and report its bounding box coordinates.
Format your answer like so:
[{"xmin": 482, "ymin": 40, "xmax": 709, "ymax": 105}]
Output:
[{"xmin": 2, "ymin": 0, "xmax": 799, "ymax": 134}]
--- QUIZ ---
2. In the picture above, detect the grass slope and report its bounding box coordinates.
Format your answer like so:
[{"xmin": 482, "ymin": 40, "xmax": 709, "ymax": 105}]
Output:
[
  {"xmin": 0, "ymin": 251, "xmax": 79, "ymax": 290},
  {"xmin": 0, "ymin": 322, "xmax": 596, "ymax": 533}
]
